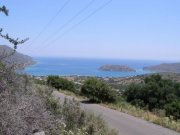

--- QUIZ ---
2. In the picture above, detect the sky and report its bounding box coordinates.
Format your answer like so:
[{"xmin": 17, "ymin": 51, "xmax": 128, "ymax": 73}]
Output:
[{"xmin": 0, "ymin": 0, "xmax": 180, "ymax": 61}]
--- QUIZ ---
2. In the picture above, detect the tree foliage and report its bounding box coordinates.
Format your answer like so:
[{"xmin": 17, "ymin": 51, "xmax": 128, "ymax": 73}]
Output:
[
  {"xmin": 124, "ymin": 74, "xmax": 180, "ymax": 119},
  {"xmin": 81, "ymin": 78, "xmax": 117, "ymax": 103},
  {"xmin": 47, "ymin": 76, "xmax": 76, "ymax": 92},
  {"xmin": 165, "ymin": 101, "xmax": 180, "ymax": 119}
]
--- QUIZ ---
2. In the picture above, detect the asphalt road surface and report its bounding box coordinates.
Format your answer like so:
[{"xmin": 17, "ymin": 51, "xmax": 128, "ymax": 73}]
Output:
[{"xmin": 52, "ymin": 91, "xmax": 180, "ymax": 135}]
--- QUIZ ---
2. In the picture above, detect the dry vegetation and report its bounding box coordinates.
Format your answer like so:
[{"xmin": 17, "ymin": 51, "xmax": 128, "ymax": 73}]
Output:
[
  {"xmin": 104, "ymin": 102, "xmax": 180, "ymax": 132},
  {"xmin": 0, "ymin": 72, "xmax": 118, "ymax": 135}
]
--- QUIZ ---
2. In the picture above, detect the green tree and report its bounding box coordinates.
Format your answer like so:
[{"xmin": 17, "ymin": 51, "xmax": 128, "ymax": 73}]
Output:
[
  {"xmin": 165, "ymin": 101, "xmax": 180, "ymax": 120},
  {"xmin": 124, "ymin": 74, "xmax": 180, "ymax": 119},
  {"xmin": 81, "ymin": 78, "xmax": 117, "ymax": 103},
  {"xmin": 47, "ymin": 76, "xmax": 76, "ymax": 92}
]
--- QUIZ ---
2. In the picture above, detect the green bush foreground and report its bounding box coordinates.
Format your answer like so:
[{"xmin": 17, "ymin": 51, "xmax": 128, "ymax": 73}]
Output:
[{"xmin": 124, "ymin": 74, "xmax": 180, "ymax": 120}]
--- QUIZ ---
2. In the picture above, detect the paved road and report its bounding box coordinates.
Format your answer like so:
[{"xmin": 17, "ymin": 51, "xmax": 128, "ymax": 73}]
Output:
[{"xmin": 52, "ymin": 91, "xmax": 180, "ymax": 135}]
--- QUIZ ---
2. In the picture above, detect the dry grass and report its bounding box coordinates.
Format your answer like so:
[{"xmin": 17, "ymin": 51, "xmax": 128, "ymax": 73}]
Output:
[
  {"xmin": 0, "ymin": 77, "xmax": 61, "ymax": 135},
  {"xmin": 57, "ymin": 89, "xmax": 180, "ymax": 133},
  {"xmin": 41, "ymin": 85, "xmax": 118, "ymax": 135},
  {"xmin": 103, "ymin": 102, "xmax": 180, "ymax": 133}
]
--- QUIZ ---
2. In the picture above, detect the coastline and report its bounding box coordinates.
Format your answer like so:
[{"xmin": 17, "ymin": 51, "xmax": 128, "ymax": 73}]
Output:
[{"xmin": 25, "ymin": 57, "xmax": 180, "ymax": 78}]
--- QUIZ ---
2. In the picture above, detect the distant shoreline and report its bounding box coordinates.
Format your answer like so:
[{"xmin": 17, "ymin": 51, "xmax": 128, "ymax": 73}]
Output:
[
  {"xmin": 29, "ymin": 73, "xmax": 151, "ymax": 80},
  {"xmin": 24, "ymin": 57, "xmax": 159, "ymax": 77},
  {"xmin": 26, "ymin": 58, "xmax": 180, "ymax": 78}
]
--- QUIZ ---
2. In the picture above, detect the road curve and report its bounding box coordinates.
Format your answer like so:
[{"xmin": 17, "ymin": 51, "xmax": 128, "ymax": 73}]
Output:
[{"xmin": 52, "ymin": 91, "xmax": 180, "ymax": 135}]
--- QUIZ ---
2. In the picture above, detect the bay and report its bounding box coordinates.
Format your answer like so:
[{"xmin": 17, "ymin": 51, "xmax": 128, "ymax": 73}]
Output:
[{"xmin": 24, "ymin": 57, "xmax": 168, "ymax": 77}]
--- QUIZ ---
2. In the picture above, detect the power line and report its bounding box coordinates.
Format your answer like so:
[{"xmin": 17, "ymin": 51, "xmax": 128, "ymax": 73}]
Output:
[
  {"xmin": 34, "ymin": 0, "xmax": 112, "ymax": 53},
  {"xmin": 25, "ymin": 0, "xmax": 71, "ymax": 50},
  {"xmin": 37, "ymin": 0, "xmax": 96, "ymax": 50}
]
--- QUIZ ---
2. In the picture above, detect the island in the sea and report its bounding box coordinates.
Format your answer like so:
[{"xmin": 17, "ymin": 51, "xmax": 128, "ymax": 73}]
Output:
[
  {"xmin": 143, "ymin": 63, "xmax": 180, "ymax": 73},
  {"xmin": 99, "ymin": 64, "xmax": 136, "ymax": 72}
]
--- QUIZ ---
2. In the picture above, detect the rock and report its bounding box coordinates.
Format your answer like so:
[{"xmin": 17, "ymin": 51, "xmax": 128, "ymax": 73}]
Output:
[{"xmin": 33, "ymin": 131, "xmax": 45, "ymax": 135}]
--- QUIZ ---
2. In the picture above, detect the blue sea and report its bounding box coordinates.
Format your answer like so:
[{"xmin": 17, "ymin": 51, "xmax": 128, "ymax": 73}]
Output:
[{"xmin": 24, "ymin": 57, "xmax": 169, "ymax": 77}]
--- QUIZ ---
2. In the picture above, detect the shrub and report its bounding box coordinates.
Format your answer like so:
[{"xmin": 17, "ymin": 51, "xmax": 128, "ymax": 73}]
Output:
[
  {"xmin": 46, "ymin": 94, "xmax": 118, "ymax": 135},
  {"xmin": 124, "ymin": 74, "xmax": 180, "ymax": 119},
  {"xmin": 165, "ymin": 101, "xmax": 180, "ymax": 120},
  {"xmin": 47, "ymin": 76, "xmax": 76, "ymax": 93},
  {"xmin": 81, "ymin": 78, "xmax": 117, "ymax": 103}
]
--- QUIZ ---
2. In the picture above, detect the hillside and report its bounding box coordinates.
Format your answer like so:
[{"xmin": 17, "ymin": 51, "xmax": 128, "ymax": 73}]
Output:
[
  {"xmin": 0, "ymin": 45, "xmax": 35, "ymax": 69},
  {"xmin": 143, "ymin": 63, "xmax": 180, "ymax": 73},
  {"xmin": 99, "ymin": 64, "xmax": 136, "ymax": 72},
  {"xmin": 0, "ymin": 45, "xmax": 117, "ymax": 135}
]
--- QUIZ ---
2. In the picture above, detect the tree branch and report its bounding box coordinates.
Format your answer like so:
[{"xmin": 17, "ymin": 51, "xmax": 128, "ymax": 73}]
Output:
[
  {"xmin": 0, "ymin": 5, "xmax": 8, "ymax": 16},
  {"xmin": 0, "ymin": 28, "xmax": 29, "ymax": 50}
]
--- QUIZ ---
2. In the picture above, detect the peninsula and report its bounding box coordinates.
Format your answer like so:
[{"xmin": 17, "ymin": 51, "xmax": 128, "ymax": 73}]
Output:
[
  {"xmin": 0, "ymin": 45, "xmax": 35, "ymax": 69},
  {"xmin": 143, "ymin": 63, "xmax": 180, "ymax": 73}
]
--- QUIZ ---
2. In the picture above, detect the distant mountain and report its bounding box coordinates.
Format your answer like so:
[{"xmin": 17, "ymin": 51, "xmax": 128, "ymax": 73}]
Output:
[
  {"xmin": 99, "ymin": 64, "xmax": 136, "ymax": 72},
  {"xmin": 143, "ymin": 63, "xmax": 180, "ymax": 73},
  {"xmin": 0, "ymin": 45, "xmax": 35, "ymax": 69}
]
